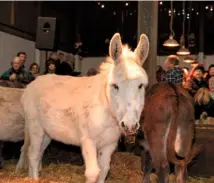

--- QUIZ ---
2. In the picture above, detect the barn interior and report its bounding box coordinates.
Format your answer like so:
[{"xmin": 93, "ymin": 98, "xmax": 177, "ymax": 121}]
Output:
[{"xmin": 0, "ymin": 1, "xmax": 214, "ymax": 183}]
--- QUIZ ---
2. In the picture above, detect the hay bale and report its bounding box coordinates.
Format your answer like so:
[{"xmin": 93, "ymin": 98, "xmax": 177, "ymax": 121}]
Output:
[{"xmin": 0, "ymin": 152, "xmax": 214, "ymax": 183}]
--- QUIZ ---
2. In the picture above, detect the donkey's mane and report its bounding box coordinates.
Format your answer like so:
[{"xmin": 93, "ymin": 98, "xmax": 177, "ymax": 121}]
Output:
[
  {"xmin": 98, "ymin": 45, "xmax": 135, "ymax": 76},
  {"xmin": 98, "ymin": 57, "xmax": 114, "ymax": 76}
]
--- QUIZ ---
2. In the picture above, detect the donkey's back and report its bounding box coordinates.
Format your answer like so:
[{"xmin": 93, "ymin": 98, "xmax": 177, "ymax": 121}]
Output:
[{"xmin": 142, "ymin": 83, "xmax": 201, "ymax": 183}]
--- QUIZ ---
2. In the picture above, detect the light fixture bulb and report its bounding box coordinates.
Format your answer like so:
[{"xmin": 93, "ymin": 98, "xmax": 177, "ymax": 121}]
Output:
[{"xmin": 163, "ymin": 35, "xmax": 179, "ymax": 47}]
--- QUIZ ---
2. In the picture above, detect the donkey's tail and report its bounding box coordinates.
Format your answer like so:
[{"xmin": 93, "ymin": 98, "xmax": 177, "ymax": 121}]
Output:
[
  {"xmin": 15, "ymin": 123, "xmax": 30, "ymax": 172},
  {"xmin": 166, "ymin": 83, "xmax": 203, "ymax": 166},
  {"xmin": 167, "ymin": 141, "xmax": 202, "ymax": 166}
]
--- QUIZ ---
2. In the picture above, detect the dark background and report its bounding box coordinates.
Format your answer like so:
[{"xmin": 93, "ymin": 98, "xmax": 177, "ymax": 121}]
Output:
[{"xmin": 0, "ymin": 1, "xmax": 213, "ymax": 56}]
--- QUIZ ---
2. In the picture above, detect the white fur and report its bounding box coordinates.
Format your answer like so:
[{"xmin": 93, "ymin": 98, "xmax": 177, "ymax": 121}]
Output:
[
  {"xmin": 16, "ymin": 33, "xmax": 149, "ymax": 183},
  {"xmin": 163, "ymin": 123, "xmax": 171, "ymax": 157},
  {"xmin": 175, "ymin": 127, "xmax": 182, "ymax": 154},
  {"xmin": 0, "ymin": 86, "xmax": 24, "ymax": 141}
]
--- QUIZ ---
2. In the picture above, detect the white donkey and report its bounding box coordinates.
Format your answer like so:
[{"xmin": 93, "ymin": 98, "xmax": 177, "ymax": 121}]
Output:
[
  {"xmin": 0, "ymin": 86, "xmax": 24, "ymax": 167},
  {"xmin": 0, "ymin": 86, "xmax": 24, "ymax": 142},
  {"xmin": 16, "ymin": 33, "xmax": 149, "ymax": 183}
]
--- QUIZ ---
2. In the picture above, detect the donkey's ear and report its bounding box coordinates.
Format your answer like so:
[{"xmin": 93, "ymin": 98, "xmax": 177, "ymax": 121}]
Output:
[
  {"xmin": 109, "ymin": 33, "xmax": 123, "ymax": 62},
  {"xmin": 134, "ymin": 34, "xmax": 149, "ymax": 66}
]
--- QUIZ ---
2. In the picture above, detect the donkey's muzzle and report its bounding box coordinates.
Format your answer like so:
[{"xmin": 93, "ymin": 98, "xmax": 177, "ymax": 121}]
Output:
[{"xmin": 120, "ymin": 121, "xmax": 139, "ymax": 135}]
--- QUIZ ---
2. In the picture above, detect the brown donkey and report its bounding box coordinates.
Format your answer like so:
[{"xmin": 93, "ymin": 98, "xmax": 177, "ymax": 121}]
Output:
[{"xmin": 141, "ymin": 83, "xmax": 202, "ymax": 183}]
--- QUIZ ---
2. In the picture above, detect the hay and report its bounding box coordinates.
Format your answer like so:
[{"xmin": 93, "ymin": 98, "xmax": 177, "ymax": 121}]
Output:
[{"xmin": 0, "ymin": 152, "xmax": 213, "ymax": 183}]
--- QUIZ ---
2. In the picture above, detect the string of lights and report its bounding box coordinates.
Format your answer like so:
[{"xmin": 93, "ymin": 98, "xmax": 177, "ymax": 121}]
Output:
[
  {"xmin": 159, "ymin": 1, "xmax": 213, "ymax": 18},
  {"xmin": 96, "ymin": 1, "xmax": 136, "ymax": 16},
  {"xmin": 96, "ymin": 1, "xmax": 213, "ymax": 18}
]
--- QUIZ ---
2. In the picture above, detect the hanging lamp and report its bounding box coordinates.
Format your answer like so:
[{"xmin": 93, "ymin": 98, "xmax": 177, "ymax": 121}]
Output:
[
  {"xmin": 183, "ymin": 1, "xmax": 194, "ymax": 63},
  {"xmin": 183, "ymin": 55, "xmax": 194, "ymax": 63},
  {"xmin": 190, "ymin": 60, "xmax": 199, "ymax": 68},
  {"xmin": 177, "ymin": 1, "xmax": 190, "ymax": 56},
  {"xmin": 163, "ymin": 0, "xmax": 179, "ymax": 47}
]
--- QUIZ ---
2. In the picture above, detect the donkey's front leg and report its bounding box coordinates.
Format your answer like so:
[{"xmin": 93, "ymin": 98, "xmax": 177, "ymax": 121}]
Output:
[
  {"xmin": 81, "ymin": 137, "xmax": 100, "ymax": 183},
  {"xmin": 96, "ymin": 142, "xmax": 118, "ymax": 183}
]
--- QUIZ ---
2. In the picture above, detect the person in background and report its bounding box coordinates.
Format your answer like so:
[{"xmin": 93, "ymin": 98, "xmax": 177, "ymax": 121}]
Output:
[
  {"xmin": 55, "ymin": 52, "xmax": 73, "ymax": 75},
  {"xmin": 17, "ymin": 51, "xmax": 27, "ymax": 68},
  {"xmin": 209, "ymin": 76, "xmax": 214, "ymax": 101},
  {"xmin": 0, "ymin": 56, "xmax": 33, "ymax": 84},
  {"xmin": 183, "ymin": 62, "xmax": 199, "ymax": 91},
  {"xmin": 29, "ymin": 63, "xmax": 40, "ymax": 80},
  {"xmin": 44, "ymin": 60, "xmax": 56, "ymax": 74},
  {"xmin": 87, "ymin": 68, "xmax": 99, "ymax": 76},
  {"xmin": 45, "ymin": 52, "xmax": 57, "ymax": 72},
  {"xmin": 163, "ymin": 55, "xmax": 183, "ymax": 84},
  {"xmin": 194, "ymin": 76, "xmax": 214, "ymax": 119},
  {"xmin": 188, "ymin": 65, "xmax": 208, "ymax": 96},
  {"xmin": 205, "ymin": 64, "xmax": 214, "ymax": 81},
  {"xmin": 156, "ymin": 65, "xmax": 166, "ymax": 82}
]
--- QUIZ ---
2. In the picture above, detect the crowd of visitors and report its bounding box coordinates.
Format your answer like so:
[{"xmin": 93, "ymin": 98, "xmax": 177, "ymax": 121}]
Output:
[
  {"xmin": 0, "ymin": 51, "xmax": 76, "ymax": 86},
  {"xmin": 0, "ymin": 51, "xmax": 213, "ymax": 121},
  {"xmin": 156, "ymin": 55, "xmax": 214, "ymax": 120}
]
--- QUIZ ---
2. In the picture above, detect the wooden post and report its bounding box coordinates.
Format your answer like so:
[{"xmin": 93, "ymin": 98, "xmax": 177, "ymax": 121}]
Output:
[
  {"xmin": 137, "ymin": 1, "xmax": 158, "ymax": 86},
  {"xmin": 10, "ymin": 1, "xmax": 15, "ymax": 26}
]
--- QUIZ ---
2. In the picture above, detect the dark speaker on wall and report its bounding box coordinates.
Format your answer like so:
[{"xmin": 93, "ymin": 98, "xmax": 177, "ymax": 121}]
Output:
[{"xmin": 35, "ymin": 17, "xmax": 59, "ymax": 51}]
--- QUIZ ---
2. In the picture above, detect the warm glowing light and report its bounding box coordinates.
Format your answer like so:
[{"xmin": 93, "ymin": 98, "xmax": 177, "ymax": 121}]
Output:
[
  {"xmin": 160, "ymin": 1, "xmax": 163, "ymax": 5},
  {"xmin": 113, "ymin": 11, "xmax": 116, "ymax": 15},
  {"xmin": 206, "ymin": 6, "xmax": 209, "ymax": 9},
  {"xmin": 183, "ymin": 56, "xmax": 195, "ymax": 64},
  {"xmin": 101, "ymin": 4, "xmax": 104, "ymax": 8},
  {"xmin": 177, "ymin": 47, "xmax": 190, "ymax": 56},
  {"xmin": 125, "ymin": 2, "xmax": 129, "ymax": 6},
  {"xmin": 163, "ymin": 35, "xmax": 179, "ymax": 47},
  {"xmin": 196, "ymin": 12, "xmax": 199, "ymax": 15},
  {"xmin": 191, "ymin": 61, "xmax": 199, "ymax": 67}
]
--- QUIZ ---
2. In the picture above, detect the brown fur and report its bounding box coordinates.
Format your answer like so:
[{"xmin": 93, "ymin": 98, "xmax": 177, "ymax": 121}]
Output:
[{"xmin": 141, "ymin": 82, "xmax": 202, "ymax": 183}]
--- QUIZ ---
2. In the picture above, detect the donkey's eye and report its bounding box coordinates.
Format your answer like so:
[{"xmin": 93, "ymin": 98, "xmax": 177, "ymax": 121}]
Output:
[
  {"xmin": 138, "ymin": 83, "xmax": 143, "ymax": 89},
  {"xmin": 112, "ymin": 84, "xmax": 119, "ymax": 90}
]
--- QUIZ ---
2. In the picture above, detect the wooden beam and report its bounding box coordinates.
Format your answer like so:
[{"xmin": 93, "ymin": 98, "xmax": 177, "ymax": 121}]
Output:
[
  {"xmin": 138, "ymin": 1, "xmax": 158, "ymax": 86},
  {"xmin": 10, "ymin": 1, "xmax": 15, "ymax": 26}
]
